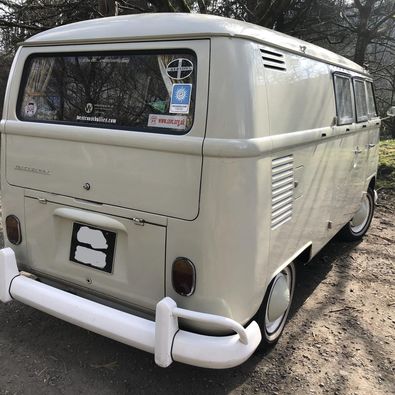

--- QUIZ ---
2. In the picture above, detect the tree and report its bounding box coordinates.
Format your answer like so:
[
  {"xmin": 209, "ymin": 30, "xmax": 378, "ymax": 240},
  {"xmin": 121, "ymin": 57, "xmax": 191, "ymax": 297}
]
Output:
[
  {"xmin": 98, "ymin": 0, "xmax": 116, "ymax": 15},
  {"xmin": 0, "ymin": 0, "xmax": 99, "ymax": 51},
  {"xmin": 1, "ymin": 0, "xmax": 394, "ymax": 130}
]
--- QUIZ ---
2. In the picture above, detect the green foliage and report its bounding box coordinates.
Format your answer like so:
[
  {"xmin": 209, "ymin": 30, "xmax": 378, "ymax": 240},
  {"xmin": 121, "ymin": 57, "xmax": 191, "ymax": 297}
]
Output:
[{"xmin": 378, "ymin": 139, "xmax": 395, "ymax": 189}]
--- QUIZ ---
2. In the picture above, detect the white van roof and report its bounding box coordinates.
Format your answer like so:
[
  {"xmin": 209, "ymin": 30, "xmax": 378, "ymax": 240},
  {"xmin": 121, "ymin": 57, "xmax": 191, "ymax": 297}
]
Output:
[{"xmin": 22, "ymin": 13, "xmax": 366, "ymax": 74}]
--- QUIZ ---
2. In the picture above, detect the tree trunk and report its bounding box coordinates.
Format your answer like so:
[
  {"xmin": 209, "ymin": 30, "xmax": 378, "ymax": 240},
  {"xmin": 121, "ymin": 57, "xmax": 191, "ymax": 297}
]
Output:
[
  {"xmin": 353, "ymin": 32, "xmax": 370, "ymax": 65},
  {"xmin": 352, "ymin": 0, "xmax": 374, "ymax": 65}
]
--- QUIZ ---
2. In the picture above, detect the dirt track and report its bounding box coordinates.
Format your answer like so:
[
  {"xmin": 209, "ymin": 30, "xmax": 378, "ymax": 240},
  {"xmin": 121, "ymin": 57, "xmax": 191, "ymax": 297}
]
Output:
[{"xmin": 0, "ymin": 191, "xmax": 394, "ymax": 395}]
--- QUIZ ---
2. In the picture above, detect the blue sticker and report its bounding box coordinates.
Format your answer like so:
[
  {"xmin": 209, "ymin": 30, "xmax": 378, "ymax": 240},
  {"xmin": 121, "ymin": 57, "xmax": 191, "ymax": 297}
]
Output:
[{"xmin": 170, "ymin": 83, "xmax": 192, "ymax": 114}]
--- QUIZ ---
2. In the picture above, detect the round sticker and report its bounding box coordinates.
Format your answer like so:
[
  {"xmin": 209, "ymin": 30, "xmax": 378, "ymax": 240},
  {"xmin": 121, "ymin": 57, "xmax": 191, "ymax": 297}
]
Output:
[
  {"xmin": 176, "ymin": 88, "xmax": 187, "ymax": 101},
  {"xmin": 85, "ymin": 102, "xmax": 94, "ymax": 114},
  {"xmin": 25, "ymin": 100, "xmax": 37, "ymax": 117},
  {"xmin": 166, "ymin": 58, "xmax": 193, "ymax": 80}
]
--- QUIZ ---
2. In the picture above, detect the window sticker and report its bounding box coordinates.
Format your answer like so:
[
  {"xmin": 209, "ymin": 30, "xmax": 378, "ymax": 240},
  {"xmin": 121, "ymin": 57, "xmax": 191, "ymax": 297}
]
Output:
[
  {"xmin": 166, "ymin": 58, "xmax": 194, "ymax": 80},
  {"xmin": 76, "ymin": 102, "xmax": 117, "ymax": 124},
  {"xmin": 170, "ymin": 84, "xmax": 192, "ymax": 114},
  {"xmin": 85, "ymin": 102, "xmax": 94, "ymax": 114},
  {"xmin": 149, "ymin": 100, "xmax": 167, "ymax": 113},
  {"xmin": 24, "ymin": 100, "xmax": 37, "ymax": 117},
  {"xmin": 76, "ymin": 114, "xmax": 117, "ymax": 124},
  {"xmin": 148, "ymin": 114, "xmax": 187, "ymax": 130},
  {"xmin": 80, "ymin": 56, "xmax": 130, "ymax": 64}
]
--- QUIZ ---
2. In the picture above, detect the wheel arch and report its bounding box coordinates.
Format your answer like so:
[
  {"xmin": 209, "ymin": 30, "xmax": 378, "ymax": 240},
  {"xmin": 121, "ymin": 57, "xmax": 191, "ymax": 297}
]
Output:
[
  {"xmin": 251, "ymin": 243, "xmax": 312, "ymax": 346},
  {"xmin": 254, "ymin": 242, "xmax": 312, "ymax": 317},
  {"xmin": 368, "ymin": 176, "xmax": 376, "ymax": 191},
  {"xmin": 267, "ymin": 242, "xmax": 312, "ymax": 285}
]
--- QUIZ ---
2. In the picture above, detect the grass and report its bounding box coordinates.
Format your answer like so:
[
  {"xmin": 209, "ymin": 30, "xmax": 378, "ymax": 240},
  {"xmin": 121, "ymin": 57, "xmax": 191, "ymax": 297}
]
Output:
[{"xmin": 377, "ymin": 139, "xmax": 395, "ymax": 189}]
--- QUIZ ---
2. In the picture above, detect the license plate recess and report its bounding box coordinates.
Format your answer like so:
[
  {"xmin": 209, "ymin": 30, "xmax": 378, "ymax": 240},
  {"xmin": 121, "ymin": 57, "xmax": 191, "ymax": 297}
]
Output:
[{"xmin": 69, "ymin": 222, "xmax": 116, "ymax": 273}]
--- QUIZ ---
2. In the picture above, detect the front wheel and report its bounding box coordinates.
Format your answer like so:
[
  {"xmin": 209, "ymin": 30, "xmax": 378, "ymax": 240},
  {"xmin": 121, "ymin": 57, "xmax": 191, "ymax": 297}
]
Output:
[
  {"xmin": 255, "ymin": 262, "xmax": 296, "ymax": 348},
  {"xmin": 338, "ymin": 188, "xmax": 375, "ymax": 242}
]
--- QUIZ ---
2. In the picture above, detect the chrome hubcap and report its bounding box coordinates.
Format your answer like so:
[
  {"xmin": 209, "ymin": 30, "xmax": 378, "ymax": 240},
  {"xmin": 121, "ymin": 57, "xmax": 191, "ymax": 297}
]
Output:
[
  {"xmin": 265, "ymin": 268, "xmax": 292, "ymax": 335},
  {"xmin": 350, "ymin": 194, "xmax": 370, "ymax": 234}
]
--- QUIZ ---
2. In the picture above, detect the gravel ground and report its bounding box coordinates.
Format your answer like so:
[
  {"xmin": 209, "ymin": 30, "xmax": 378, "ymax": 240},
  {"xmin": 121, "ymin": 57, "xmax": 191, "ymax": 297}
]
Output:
[{"xmin": 0, "ymin": 191, "xmax": 394, "ymax": 395}]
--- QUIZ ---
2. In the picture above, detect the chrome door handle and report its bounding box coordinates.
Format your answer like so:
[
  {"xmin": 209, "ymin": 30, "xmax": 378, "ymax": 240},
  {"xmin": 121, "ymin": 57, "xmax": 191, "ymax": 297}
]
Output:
[
  {"xmin": 367, "ymin": 143, "xmax": 376, "ymax": 149},
  {"xmin": 354, "ymin": 148, "xmax": 362, "ymax": 154}
]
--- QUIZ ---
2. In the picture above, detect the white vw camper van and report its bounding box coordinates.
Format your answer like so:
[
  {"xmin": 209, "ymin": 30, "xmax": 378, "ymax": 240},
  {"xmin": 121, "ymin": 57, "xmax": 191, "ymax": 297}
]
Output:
[{"xmin": 0, "ymin": 13, "xmax": 387, "ymax": 369}]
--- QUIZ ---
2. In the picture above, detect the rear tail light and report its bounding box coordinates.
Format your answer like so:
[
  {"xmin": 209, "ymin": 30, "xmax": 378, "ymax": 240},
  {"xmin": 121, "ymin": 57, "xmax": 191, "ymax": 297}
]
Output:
[
  {"xmin": 172, "ymin": 257, "xmax": 196, "ymax": 296},
  {"xmin": 5, "ymin": 215, "xmax": 22, "ymax": 245}
]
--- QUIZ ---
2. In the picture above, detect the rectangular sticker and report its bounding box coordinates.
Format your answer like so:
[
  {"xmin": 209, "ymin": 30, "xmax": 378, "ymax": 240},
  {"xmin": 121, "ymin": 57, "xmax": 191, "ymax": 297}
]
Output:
[
  {"xmin": 148, "ymin": 114, "xmax": 187, "ymax": 130},
  {"xmin": 170, "ymin": 83, "xmax": 192, "ymax": 114}
]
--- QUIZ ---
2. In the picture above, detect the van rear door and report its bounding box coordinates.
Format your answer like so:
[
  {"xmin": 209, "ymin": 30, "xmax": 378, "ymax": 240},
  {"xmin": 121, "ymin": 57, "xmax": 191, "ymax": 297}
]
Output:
[{"xmin": 5, "ymin": 40, "xmax": 209, "ymax": 220}]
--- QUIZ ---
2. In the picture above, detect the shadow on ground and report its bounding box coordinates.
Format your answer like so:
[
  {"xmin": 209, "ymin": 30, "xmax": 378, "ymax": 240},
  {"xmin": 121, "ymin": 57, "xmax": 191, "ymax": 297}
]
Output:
[{"xmin": 0, "ymin": 235, "xmax": 365, "ymax": 395}]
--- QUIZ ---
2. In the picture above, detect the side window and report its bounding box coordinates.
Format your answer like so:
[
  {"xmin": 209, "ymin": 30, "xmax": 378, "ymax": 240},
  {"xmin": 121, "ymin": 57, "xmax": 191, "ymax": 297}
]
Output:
[
  {"xmin": 366, "ymin": 81, "xmax": 378, "ymax": 118},
  {"xmin": 353, "ymin": 79, "xmax": 368, "ymax": 122},
  {"xmin": 334, "ymin": 74, "xmax": 354, "ymax": 125}
]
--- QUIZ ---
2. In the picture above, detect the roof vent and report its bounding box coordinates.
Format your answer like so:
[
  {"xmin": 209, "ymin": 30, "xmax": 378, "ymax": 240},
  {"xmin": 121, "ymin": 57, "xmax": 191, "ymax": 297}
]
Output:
[{"xmin": 260, "ymin": 49, "xmax": 286, "ymax": 71}]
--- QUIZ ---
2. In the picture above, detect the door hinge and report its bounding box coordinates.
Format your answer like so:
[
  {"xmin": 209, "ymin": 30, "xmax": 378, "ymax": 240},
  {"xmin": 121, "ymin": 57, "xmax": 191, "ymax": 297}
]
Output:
[{"xmin": 131, "ymin": 217, "xmax": 145, "ymax": 226}]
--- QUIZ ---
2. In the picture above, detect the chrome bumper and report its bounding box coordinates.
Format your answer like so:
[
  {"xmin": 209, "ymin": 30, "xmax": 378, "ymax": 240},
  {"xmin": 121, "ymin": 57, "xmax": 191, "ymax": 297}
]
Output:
[{"xmin": 0, "ymin": 248, "xmax": 261, "ymax": 369}]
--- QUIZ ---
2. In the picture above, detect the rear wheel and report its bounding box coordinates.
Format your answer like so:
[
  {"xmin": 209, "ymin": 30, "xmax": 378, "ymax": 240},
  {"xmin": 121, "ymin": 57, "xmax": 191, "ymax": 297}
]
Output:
[
  {"xmin": 255, "ymin": 262, "xmax": 295, "ymax": 348},
  {"xmin": 338, "ymin": 188, "xmax": 375, "ymax": 241}
]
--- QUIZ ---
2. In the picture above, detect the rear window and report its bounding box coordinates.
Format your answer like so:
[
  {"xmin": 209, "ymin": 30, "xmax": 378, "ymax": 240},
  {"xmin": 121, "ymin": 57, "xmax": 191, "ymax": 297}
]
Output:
[{"xmin": 18, "ymin": 51, "xmax": 196, "ymax": 134}]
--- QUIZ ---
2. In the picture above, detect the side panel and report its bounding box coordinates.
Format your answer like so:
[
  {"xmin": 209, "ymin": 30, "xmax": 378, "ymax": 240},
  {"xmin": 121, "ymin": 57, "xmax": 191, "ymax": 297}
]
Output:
[
  {"xmin": 263, "ymin": 51, "xmax": 338, "ymax": 269},
  {"xmin": 366, "ymin": 118, "xmax": 380, "ymax": 183},
  {"xmin": 329, "ymin": 128, "xmax": 359, "ymax": 227},
  {"xmin": 262, "ymin": 52, "xmax": 378, "ymax": 273}
]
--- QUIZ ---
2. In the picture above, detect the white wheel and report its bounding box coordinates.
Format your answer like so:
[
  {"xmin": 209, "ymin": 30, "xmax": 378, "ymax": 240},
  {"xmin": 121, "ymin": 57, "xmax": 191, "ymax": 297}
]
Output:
[
  {"xmin": 339, "ymin": 188, "xmax": 375, "ymax": 241},
  {"xmin": 256, "ymin": 262, "xmax": 296, "ymax": 346},
  {"xmin": 350, "ymin": 193, "xmax": 371, "ymax": 233}
]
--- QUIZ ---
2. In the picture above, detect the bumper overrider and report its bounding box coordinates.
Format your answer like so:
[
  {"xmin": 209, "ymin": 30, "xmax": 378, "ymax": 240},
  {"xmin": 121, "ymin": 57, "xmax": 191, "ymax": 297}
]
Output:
[{"xmin": 0, "ymin": 248, "xmax": 261, "ymax": 369}]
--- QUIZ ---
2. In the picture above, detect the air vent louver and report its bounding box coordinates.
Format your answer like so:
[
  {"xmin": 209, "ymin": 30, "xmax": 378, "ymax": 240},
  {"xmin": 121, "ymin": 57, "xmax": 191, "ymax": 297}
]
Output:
[
  {"xmin": 271, "ymin": 155, "xmax": 294, "ymax": 229},
  {"xmin": 260, "ymin": 49, "xmax": 286, "ymax": 71}
]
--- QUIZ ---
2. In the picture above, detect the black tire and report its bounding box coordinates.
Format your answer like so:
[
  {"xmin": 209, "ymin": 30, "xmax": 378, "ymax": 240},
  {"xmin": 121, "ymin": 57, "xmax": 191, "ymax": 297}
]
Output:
[
  {"xmin": 338, "ymin": 188, "xmax": 375, "ymax": 242},
  {"xmin": 255, "ymin": 262, "xmax": 296, "ymax": 349}
]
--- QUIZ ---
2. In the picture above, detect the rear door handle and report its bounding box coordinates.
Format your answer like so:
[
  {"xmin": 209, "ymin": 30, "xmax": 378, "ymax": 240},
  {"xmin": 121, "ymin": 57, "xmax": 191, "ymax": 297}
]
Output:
[
  {"xmin": 354, "ymin": 148, "xmax": 362, "ymax": 154},
  {"xmin": 367, "ymin": 143, "xmax": 376, "ymax": 149}
]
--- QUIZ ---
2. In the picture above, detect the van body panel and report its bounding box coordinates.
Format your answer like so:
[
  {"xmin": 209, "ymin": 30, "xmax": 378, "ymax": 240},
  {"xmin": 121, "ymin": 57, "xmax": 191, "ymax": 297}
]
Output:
[
  {"xmin": 165, "ymin": 155, "xmax": 272, "ymax": 328},
  {"xmin": 366, "ymin": 120, "xmax": 380, "ymax": 183},
  {"xmin": 24, "ymin": 196, "xmax": 166, "ymax": 311},
  {"xmin": 263, "ymin": 51, "xmax": 335, "ymax": 135},
  {"xmin": 6, "ymin": 131, "xmax": 202, "ymax": 219},
  {"xmin": 204, "ymin": 38, "xmax": 269, "ymax": 140}
]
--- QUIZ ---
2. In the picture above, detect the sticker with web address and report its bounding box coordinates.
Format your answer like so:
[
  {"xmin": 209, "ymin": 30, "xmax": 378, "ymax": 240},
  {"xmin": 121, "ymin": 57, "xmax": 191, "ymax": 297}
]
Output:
[{"xmin": 169, "ymin": 83, "xmax": 192, "ymax": 114}]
